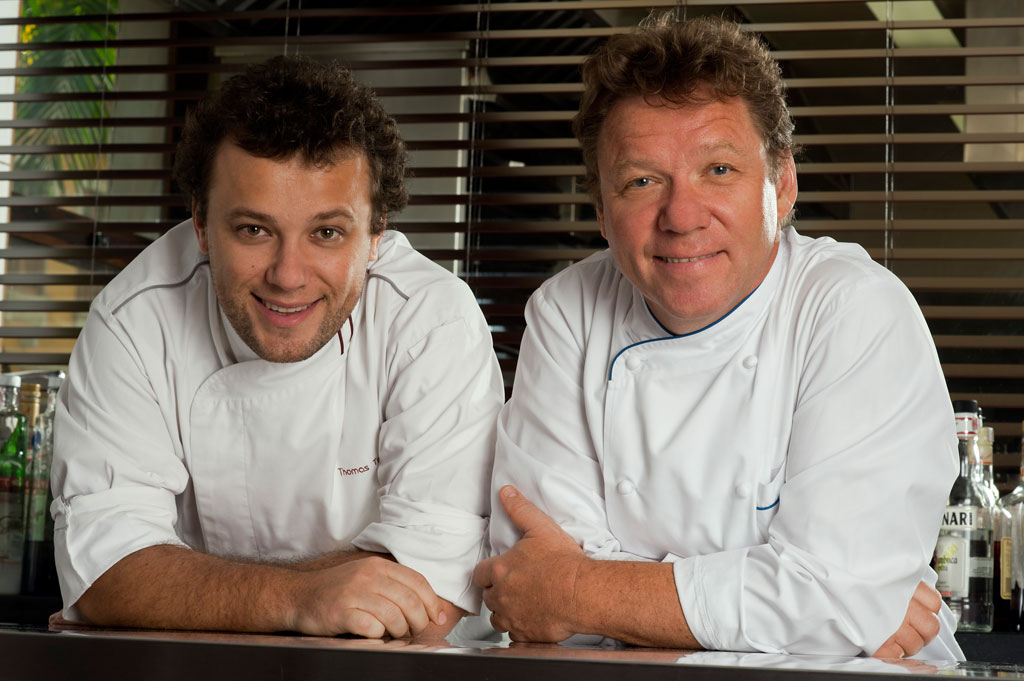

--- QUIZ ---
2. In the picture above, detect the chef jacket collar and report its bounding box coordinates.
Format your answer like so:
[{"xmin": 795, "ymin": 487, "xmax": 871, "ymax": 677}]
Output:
[
  {"xmin": 219, "ymin": 297, "xmax": 357, "ymax": 365},
  {"xmin": 622, "ymin": 230, "xmax": 789, "ymax": 349}
]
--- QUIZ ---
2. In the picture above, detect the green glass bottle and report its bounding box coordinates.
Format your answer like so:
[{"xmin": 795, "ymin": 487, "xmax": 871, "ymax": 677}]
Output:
[{"xmin": 0, "ymin": 374, "xmax": 26, "ymax": 594}]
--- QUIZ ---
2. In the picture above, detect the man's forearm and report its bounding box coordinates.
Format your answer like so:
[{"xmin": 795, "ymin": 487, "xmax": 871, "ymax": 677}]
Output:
[
  {"xmin": 291, "ymin": 550, "xmax": 381, "ymax": 572},
  {"xmin": 76, "ymin": 544, "xmax": 302, "ymax": 632},
  {"xmin": 572, "ymin": 558, "xmax": 699, "ymax": 649},
  {"xmin": 76, "ymin": 544, "xmax": 453, "ymax": 638}
]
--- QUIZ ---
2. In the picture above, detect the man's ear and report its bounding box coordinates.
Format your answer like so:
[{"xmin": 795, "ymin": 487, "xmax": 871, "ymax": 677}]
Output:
[
  {"xmin": 774, "ymin": 155, "xmax": 798, "ymax": 225},
  {"xmin": 596, "ymin": 202, "xmax": 607, "ymax": 241},
  {"xmin": 192, "ymin": 199, "xmax": 209, "ymax": 255},
  {"xmin": 368, "ymin": 213, "xmax": 385, "ymax": 263}
]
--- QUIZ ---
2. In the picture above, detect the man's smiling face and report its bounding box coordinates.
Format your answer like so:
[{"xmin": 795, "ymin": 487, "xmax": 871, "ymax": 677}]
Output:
[
  {"xmin": 194, "ymin": 141, "xmax": 382, "ymax": 363},
  {"xmin": 596, "ymin": 90, "xmax": 797, "ymax": 335}
]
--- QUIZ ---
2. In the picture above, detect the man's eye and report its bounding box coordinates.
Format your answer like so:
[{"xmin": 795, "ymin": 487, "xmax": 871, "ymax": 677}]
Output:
[
  {"xmin": 317, "ymin": 228, "xmax": 341, "ymax": 241},
  {"xmin": 710, "ymin": 165, "xmax": 731, "ymax": 176},
  {"xmin": 238, "ymin": 224, "xmax": 264, "ymax": 237},
  {"xmin": 628, "ymin": 177, "xmax": 651, "ymax": 188}
]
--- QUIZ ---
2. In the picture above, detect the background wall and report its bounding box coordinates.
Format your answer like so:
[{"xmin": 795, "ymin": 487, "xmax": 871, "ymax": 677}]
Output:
[{"xmin": 1, "ymin": 0, "xmax": 1022, "ymax": 483}]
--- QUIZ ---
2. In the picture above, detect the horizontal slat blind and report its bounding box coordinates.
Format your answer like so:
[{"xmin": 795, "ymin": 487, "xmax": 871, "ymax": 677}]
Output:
[{"xmin": 2, "ymin": 0, "xmax": 1022, "ymax": 484}]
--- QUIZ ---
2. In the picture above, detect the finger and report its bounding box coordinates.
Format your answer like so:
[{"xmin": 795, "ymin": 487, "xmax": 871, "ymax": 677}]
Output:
[
  {"xmin": 913, "ymin": 581, "xmax": 942, "ymax": 613},
  {"xmin": 382, "ymin": 561, "xmax": 445, "ymax": 625},
  {"xmin": 499, "ymin": 485, "xmax": 556, "ymax": 536},
  {"xmin": 490, "ymin": 611, "xmax": 510, "ymax": 634},
  {"xmin": 473, "ymin": 557, "xmax": 495, "ymax": 588},
  {"xmin": 905, "ymin": 604, "xmax": 940, "ymax": 644},
  {"xmin": 342, "ymin": 608, "xmax": 388, "ymax": 639},
  {"xmin": 892, "ymin": 624, "xmax": 925, "ymax": 657},
  {"xmin": 371, "ymin": 577, "xmax": 431, "ymax": 635},
  {"xmin": 362, "ymin": 594, "xmax": 413, "ymax": 639},
  {"xmin": 872, "ymin": 638, "xmax": 904, "ymax": 660}
]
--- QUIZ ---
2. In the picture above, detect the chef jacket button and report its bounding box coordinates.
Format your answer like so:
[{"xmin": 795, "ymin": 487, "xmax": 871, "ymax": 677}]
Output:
[
  {"xmin": 617, "ymin": 479, "xmax": 636, "ymax": 495},
  {"xmin": 625, "ymin": 356, "xmax": 643, "ymax": 372},
  {"xmin": 735, "ymin": 482, "xmax": 751, "ymax": 498},
  {"xmin": 742, "ymin": 355, "xmax": 758, "ymax": 369}
]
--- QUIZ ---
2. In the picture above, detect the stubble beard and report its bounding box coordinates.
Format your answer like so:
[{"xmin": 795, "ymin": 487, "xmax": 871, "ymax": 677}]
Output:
[{"xmin": 213, "ymin": 277, "xmax": 363, "ymax": 364}]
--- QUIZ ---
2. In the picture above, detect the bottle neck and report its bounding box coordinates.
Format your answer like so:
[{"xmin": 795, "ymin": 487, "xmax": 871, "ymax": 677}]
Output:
[{"xmin": 0, "ymin": 385, "xmax": 19, "ymax": 412}]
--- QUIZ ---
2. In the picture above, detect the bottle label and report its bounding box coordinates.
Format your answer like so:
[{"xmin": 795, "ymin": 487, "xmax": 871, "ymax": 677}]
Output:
[
  {"xmin": 1002, "ymin": 536, "xmax": 1013, "ymax": 600},
  {"xmin": 970, "ymin": 556, "xmax": 993, "ymax": 579},
  {"xmin": 935, "ymin": 535, "xmax": 969, "ymax": 596},
  {"xmin": 941, "ymin": 506, "xmax": 982, "ymax": 530},
  {"xmin": 25, "ymin": 488, "xmax": 47, "ymax": 542},
  {"xmin": 0, "ymin": 490, "xmax": 24, "ymax": 562}
]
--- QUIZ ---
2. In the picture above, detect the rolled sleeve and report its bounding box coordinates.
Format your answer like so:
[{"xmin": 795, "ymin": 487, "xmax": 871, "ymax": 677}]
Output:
[
  {"xmin": 364, "ymin": 287, "xmax": 503, "ymax": 612},
  {"xmin": 53, "ymin": 486, "xmax": 188, "ymax": 620},
  {"xmin": 52, "ymin": 308, "xmax": 191, "ymax": 618}
]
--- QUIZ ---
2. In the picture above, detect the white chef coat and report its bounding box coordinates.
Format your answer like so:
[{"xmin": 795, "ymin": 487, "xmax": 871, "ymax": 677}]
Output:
[
  {"xmin": 52, "ymin": 220, "xmax": 504, "ymax": 620},
  {"xmin": 490, "ymin": 226, "xmax": 963, "ymax": 659}
]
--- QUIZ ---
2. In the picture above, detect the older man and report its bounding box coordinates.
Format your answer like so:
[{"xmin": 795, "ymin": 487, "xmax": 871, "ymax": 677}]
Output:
[
  {"xmin": 477, "ymin": 15, "xmax": 962, "ymax": 659},
  {"xmin": 52, "ymin": 56, "xmax": 503, "ymax": 639}
]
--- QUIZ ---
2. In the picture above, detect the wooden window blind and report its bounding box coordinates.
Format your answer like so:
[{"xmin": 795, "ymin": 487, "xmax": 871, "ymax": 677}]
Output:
[{"xmin": 2, "ymin": 0, "xmax": 1022, "ymax": 484}]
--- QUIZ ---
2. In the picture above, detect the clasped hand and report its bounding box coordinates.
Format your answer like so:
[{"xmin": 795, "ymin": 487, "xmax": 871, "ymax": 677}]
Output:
[
  {"xmin": 473, "ymin": 485, "xmax": 587, "ymax": 641},
  {"xmin": 288, "ymin": 555, "xmax": 448, "ymax": 638}
]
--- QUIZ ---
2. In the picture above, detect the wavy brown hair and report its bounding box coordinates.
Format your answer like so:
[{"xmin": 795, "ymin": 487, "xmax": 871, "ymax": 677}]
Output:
[
  {"xmin": 573, "ymin": 14, "xmax": 795, "ymax": 207},
  {"xmin": 173, "ymin": 56, "xmax": 407, "ymax": 233}
]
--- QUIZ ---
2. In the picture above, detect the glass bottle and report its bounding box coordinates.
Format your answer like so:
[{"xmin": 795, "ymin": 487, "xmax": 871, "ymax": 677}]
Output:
[
  {"xmin": 20, "ymin": 376, "xmax": 59, "ymax": 596},
  {"xmin": 935, "ymin": 400, "xmax": 993, "ymax": 632},
  {"xmin": 998, "ymin": 420, "xmax": 1024, "ymax": 631},
  {"xmin": 979, "ymin": 425, "xmax": 1014, "ymax": 630},
  {"xmin": 0, "ymin": 375, "xmax": 27, "ymax": 593}
]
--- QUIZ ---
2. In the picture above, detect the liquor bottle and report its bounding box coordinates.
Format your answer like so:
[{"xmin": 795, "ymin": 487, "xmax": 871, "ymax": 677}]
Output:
[
  {"xmin": 17, "ymin": 382, "xmax": 41, "ymax": 525},
  {"xmin": 998, "ymin": 420, "xmax": 1024, "ymax": 631},
  {"xmin": 979, "ymin": 425, "xmax": 1014, "ymax": 630},
  {"xmin": 935, "ymin": 400, "xmax": 993, "ymax": 632},
  {"xmin": 0, "ymin": 375, "xmax": 27, "ymax": 593},
  {"xmin": 20, "ymin": 376, "xmax": 59, "ymax": 596}
]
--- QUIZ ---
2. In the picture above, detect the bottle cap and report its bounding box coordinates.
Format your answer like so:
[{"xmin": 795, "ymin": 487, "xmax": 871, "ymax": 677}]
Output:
[
  {"xmin": 0, "ymin": 374, "xmax": 21, "ymax": 388},
  {"xmin": 46, "ymin": 375, "xmax": 63, "ymax": 391},
  {"xmin": 952, "ymin": 399, "xmax": 979, "ymax": 414},
  {"xmin": 20, "ymin": 382, "xmax": 41, "ymax": 397}
]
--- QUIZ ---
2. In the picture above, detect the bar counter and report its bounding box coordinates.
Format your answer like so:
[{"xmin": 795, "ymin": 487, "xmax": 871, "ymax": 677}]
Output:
[{"xmin": 0, "ymin": 624, "xmax": 1023, "ymax": 681}]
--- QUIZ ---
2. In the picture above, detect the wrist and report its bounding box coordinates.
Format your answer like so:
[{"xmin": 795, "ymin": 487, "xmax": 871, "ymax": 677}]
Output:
[
  {"xmin": 567, "ymin": 554, "xmax": 595, "ymax": 635},
  {"xmin": 273, "ymin": 566, "xmax": 308, "ymax": 632}
]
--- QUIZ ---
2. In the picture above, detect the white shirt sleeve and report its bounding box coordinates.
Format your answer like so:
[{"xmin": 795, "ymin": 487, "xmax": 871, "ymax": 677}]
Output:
[
  {"xmin": 52, "ymin": 307, "xmax": 191, "ymax": 619},
  {"xmin": 491, "ymin": 289, "xmax": 648, "ymax": 562},
  {"xmin": 679, "ymin": 276, "xmax": 958, "ymax": 655},
  {"xmin": 353, "ymin": 284, "xmax": 505, "ymax": 613}
]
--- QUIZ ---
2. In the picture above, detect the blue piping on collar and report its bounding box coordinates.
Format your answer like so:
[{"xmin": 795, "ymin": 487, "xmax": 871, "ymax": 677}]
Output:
[
  {"xmin": 756, "ymin": 497, "xmax": 780, "ymax": 511},
  {"xmin": 607, "ymin": 283, "xmax": 761, "ymax": 381}
]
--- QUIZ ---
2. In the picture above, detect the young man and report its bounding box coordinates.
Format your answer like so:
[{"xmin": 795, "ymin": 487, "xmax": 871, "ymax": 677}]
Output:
[
  {"xmin": 477, "ymin": 16, "xmax": 962, "ymax": 659},
  {"xmin": 52, "ymin": 56, "xmax": 504, "ymax": 639}
]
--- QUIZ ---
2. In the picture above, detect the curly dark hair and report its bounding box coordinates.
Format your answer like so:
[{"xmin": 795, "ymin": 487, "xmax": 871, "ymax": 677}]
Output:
[
  {"xmin": 573, "ymin": 14, "xmax": 795, "ymax": 207},
  {"xmin": 173, "ymin": 56, "xmax": 407, "ymax": 233}
]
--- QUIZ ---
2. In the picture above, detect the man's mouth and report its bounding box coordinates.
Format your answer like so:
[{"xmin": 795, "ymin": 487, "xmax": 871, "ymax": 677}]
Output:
[
  {"xmin": 257, "ymin": 296, "xmax": 316, "ymax": 314},
  {"xmin": 658, "ymin": 253, "xmax": 718, "ymax": 264}
]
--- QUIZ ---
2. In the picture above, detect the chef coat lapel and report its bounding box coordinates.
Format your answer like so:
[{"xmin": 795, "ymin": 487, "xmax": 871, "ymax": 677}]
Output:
[
  {"xmin": 602, "ymin": 236, "xmax": 790, "ymax": 558},
  {"xmin": 188, "ymin": 313, "xmax": 352, "ymax": 559}
]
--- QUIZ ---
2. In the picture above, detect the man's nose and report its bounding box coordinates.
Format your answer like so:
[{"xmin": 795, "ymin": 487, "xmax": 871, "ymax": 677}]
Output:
[
  {"xmin": 265, "ymin": 241, "xmax": 308, "ymax": 290},
  {"xmin": 657, "ymin": 178, "xmax": 710, "ymax": 233}
]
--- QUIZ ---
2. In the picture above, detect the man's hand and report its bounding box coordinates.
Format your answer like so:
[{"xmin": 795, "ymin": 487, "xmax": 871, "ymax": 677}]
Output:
[
  {"xmin": 473, "ymin": 485, "xmax": 586, "ymax": 641},
  {"xmin": 287, "ymin": 555, "xmax": 448, "ymax": 638},
  {"xmin": 872, "ymin": 581, "xmax": 942, "ymax": 659}
]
